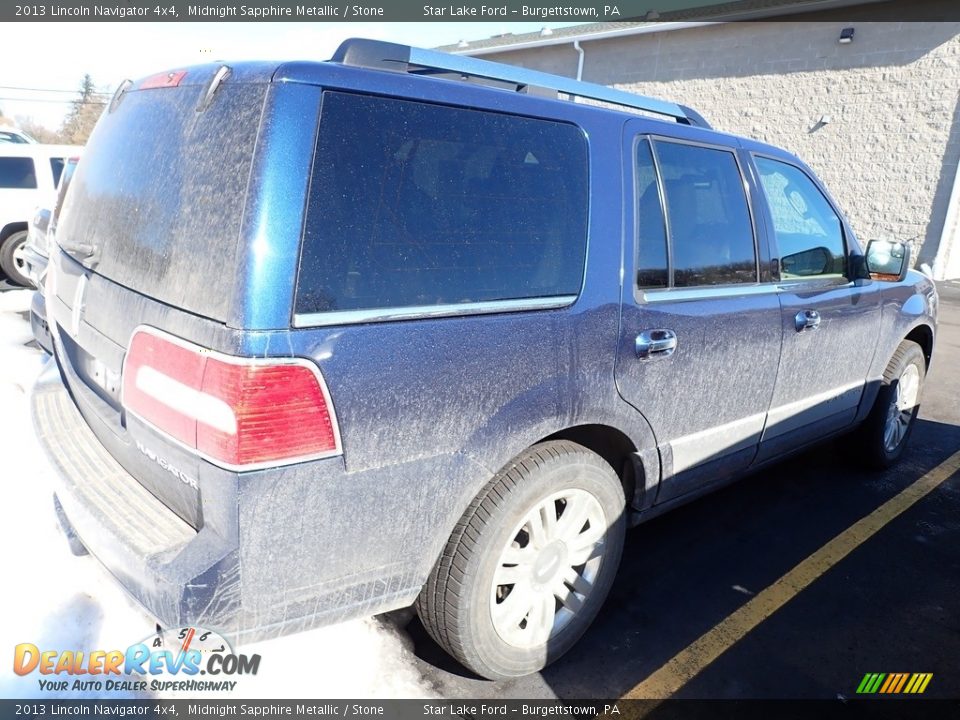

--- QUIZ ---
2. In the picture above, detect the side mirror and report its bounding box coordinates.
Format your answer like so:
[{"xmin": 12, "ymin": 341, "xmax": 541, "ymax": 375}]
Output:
[{"xmin": 865, "ymin": 240, "xmax": 910, "ymax": 282}]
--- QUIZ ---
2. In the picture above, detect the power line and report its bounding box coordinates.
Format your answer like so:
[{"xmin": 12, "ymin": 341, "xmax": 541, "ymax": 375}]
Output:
[
  {"xmin": 0, "ymin": 97, "xmax": 108, "ymax": 105},
  {"xmin": 0, "ymin": 84, "xmax": 82, "ymax": 94}
]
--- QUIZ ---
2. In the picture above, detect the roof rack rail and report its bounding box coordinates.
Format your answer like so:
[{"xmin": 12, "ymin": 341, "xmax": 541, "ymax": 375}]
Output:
[{"xmin": 330, "ymin": 38, "xmax": 711, "ymax": 129}]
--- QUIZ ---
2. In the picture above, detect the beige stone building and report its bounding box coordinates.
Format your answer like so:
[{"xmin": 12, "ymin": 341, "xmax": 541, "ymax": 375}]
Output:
[{"xmin": 441, "ymin": 5, "xmax": 960, "ymax": 279}]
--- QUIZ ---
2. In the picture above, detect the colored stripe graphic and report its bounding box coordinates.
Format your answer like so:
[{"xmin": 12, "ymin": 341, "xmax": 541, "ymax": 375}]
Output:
[{"xmin": 857, "ymin": 672, "xmax": 932, "ymax": 694}]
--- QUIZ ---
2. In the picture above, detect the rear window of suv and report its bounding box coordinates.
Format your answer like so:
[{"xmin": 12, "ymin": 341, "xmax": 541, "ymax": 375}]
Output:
[
  {"xmin": 54, "ymin": 82, "xmax": 266, "ymax": 322},
  {"xmin": 0, "ymin": 157, "xmax": 37, "ymax": 188},
  {"xmin": 295, "ymin": 92, "xmax": 589, "ymax": 321}
]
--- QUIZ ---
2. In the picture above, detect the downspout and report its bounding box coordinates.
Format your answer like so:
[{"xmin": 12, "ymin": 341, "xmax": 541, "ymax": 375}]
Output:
[
  {"xmin": 573, "ymin": 40, "xmax": 585, "ymax": 81},
  {"xmin": 933, "ymin": 157, "xmax": 960, "ymax": 280}
]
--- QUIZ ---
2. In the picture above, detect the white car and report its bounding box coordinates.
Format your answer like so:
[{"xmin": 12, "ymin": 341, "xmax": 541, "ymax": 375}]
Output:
[
  {"xmin": 0, "ymin": 128, "xmax": 37, "ymax": 144},
  {"xmin": 0, "ymin": 144, "xmax": 82, "ymax": 286}
]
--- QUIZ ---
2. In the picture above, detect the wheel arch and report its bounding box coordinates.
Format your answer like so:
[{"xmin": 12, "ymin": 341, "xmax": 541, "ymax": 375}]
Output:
[
  {"xmin": 904, "ymin": 323, "xmax": 934, "ymax": 368},
  {"xmin": 0, "ymin": 222, "xmax": 29, "ymax": 243},
  {"xmin": 856, "ymin": 323, "xmax": 934, "ymax": 427},
  {"xmin": 540, "ymin": 424, "xmax": 640, "ymax": 510}
]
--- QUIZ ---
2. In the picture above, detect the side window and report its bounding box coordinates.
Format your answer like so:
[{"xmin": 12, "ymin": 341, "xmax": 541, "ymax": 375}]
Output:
[
  {"xmin": 0, "ymin": 157, "xmax": 37, "ymax": 189},
  {"xmin": 635, "ymin": 139, "xmax": 668, "ymax": 288},
  {"xmin": 654, "ymin": 141, "xmax": 757, "ymax": 287},
  {"xmin": 297, "ymin": 92, "xmax": 589, "ymax": 316},
  {"xmin": 754, "ymin": 156, "xmax": 846, "ymax": 280},
  {"xmin": 50, "ymin": 158, "xmax": 66, "ymax": 187}
]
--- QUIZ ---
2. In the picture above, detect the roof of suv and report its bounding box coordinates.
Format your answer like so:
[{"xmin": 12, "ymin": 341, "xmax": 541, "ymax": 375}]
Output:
[{"xmin": 127, "ymin": 39, "xmax": 800, "ymax": 168}]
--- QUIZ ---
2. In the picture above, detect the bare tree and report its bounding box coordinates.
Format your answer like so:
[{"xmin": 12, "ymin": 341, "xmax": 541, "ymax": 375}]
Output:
[
  {"xmin": 59, "ymin": 74, "xmax": 106, "ymax": 145},
  {"xmin": 16, "ymin": 116, "xmax": 59, "ymax": 144}
]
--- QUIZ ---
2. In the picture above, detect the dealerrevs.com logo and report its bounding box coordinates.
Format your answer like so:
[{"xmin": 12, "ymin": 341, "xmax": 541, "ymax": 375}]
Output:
[{"xmin": 13, "ymin": 626, "xmax": 261, "ymax": 693}]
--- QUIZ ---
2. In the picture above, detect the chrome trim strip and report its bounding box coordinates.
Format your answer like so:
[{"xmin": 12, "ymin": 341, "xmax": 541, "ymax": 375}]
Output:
[
  {"xmin": 667, "ymin": 379, "xmax": 866, "ymax": 473},
  {"xmin": 293, "ymin": 296, "xmax": 578, "ymax": 328},
  {"xmin": 764, "ymin": 380, "xmax": 864, "ymax": 439},
  {"xmin": 641, "ymin": 284, "xmax": 782, "ymax": 303},
  {"xmin": 777, "ymin": 279, "xmax": 855, "ymax": 293},
  {"xmin": 669, "ymin": 411, "xmax": 767, "ymax": 474},
  {"xmin": 640, "ymin": 274, "xmax": 852, "ymax": 303}
]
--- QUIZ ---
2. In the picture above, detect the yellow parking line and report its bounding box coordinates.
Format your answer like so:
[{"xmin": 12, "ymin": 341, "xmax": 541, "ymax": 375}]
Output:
[{"xmin": 622, "ymin": 450, "xmax": 960, "ymax": 700}]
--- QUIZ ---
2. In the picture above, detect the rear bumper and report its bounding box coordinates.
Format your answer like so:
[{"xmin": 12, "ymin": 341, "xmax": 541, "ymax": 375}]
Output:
[
  {"xmin": 31, "ymin": 359, "xmax": 241, "ymax": 633},
  {"xmin": 31, "ymin": 349, "xmax": 433, "ymax": 642}
]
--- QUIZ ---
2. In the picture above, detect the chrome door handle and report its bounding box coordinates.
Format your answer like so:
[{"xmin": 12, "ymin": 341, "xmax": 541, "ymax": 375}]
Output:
[
  {"xmin": 635, "ymin": 329, "xmax": 677, "ymax": 359},
  {"xmin": 795, "ymin": 309, "xmax": 821, "ymax": 332}
]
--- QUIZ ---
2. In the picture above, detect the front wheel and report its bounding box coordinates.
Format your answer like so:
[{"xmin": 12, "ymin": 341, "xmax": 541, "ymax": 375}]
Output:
[
  {"xmin": 416, "ymin": 441, "xmax": 626, "ymax": 680},
  {"xmin": 857, "ymin": 339, "xmax": 926, "ymax": 469}
]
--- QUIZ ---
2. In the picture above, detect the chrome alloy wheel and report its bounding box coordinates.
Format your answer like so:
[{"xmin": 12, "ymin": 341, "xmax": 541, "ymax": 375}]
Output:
[
  {"xmin": 883, "ymin": 363, "xmax": 920, "ymax": 452},
  {"xmin": 12, "ymin": 240, "xmax": 27, "ymax": 272},
  {"xmin": 490, "ymin": 489, "xmax": 607, "ymax": 649}
]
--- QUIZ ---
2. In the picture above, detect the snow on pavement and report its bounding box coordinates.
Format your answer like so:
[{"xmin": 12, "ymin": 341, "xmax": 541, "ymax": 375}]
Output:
[{"xmin": 0, "ymin": 288, "xmax": 434, "ymax": 700}]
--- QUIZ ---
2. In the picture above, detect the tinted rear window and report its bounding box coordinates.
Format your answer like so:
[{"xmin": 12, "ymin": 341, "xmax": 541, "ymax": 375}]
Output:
[
  {"xmin": 0, "ymin": 157, "xmax": 37, "ymax": 188},
  {"xmin": 296, "ymin": 92, "xmax": 589, "ymax": 318},
  {"xmin": 55, "ymin": 81, "xmax": 266, "ymax": 322}
]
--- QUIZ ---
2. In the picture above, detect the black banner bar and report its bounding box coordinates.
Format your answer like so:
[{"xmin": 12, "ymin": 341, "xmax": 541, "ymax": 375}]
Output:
[
  {"xmin": 2, "ymin": 0, "xmax": 956, "ymax": 22},
  {"xmin": 2, "ymin": 700, "xmax": 960, "ymax": 720},
  {"xmin": 2, "ymin": 0, "xmax": 663, "ymax": 22}
]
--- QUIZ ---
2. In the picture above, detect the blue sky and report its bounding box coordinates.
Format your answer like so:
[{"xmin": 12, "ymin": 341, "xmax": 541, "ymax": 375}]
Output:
[{"xmin": 0, "ymin": 22, "xmax": 581, "ymax": 130}]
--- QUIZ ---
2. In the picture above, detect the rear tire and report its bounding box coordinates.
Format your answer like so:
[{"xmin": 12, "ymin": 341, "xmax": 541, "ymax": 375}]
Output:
[
  {"xmin": 0, "ymin": 230, "xmax": 31, "ymax": 287},
  {"xmin": 416, "ymin": 440, "xmax": 626, "ymax": 680},
  {"xmin": 857, "ymin": 340, "xmax": 925, "ymax": 470}
]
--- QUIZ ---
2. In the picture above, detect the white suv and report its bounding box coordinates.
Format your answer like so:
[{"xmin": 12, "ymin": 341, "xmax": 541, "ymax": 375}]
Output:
[{"xmin": 0, "ymin": 144, "xmax": 81, "ymax": 286}]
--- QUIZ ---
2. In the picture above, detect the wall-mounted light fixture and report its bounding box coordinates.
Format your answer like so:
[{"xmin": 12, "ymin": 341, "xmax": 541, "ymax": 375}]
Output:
[{"xmin": 839, "ymin": 27, "xmax": 855, "ymax": 44}]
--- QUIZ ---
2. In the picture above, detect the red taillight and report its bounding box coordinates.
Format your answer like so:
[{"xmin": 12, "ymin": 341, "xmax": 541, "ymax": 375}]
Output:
[
  {"xmin": 139, "ymin": 70, "xmax": 187, "ymax": 89},
  {"xmin": 122, "ymin": 327, "xmax": 341, "ymax": 470}
]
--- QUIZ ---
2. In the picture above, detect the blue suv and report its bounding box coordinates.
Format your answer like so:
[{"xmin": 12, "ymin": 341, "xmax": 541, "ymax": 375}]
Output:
[{"xmin": 33, "ymin": 39, "xmax": 937, "ymax": 680}]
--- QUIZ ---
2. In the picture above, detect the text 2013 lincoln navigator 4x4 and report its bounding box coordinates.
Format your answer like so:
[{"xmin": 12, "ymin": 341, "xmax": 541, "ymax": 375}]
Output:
[{"xmin": 32, "ymin": 40, "xmax": 937, "ymax": 680}]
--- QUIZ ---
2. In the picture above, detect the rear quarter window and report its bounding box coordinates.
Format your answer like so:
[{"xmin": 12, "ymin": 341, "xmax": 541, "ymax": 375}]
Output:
[
  {"xmin": 50, "ymin": 157, "xmax": 66, "ymax": 187},
  {"xmin": 295, "ymin": 92, "xmax": 589, "ymax": 319}
]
